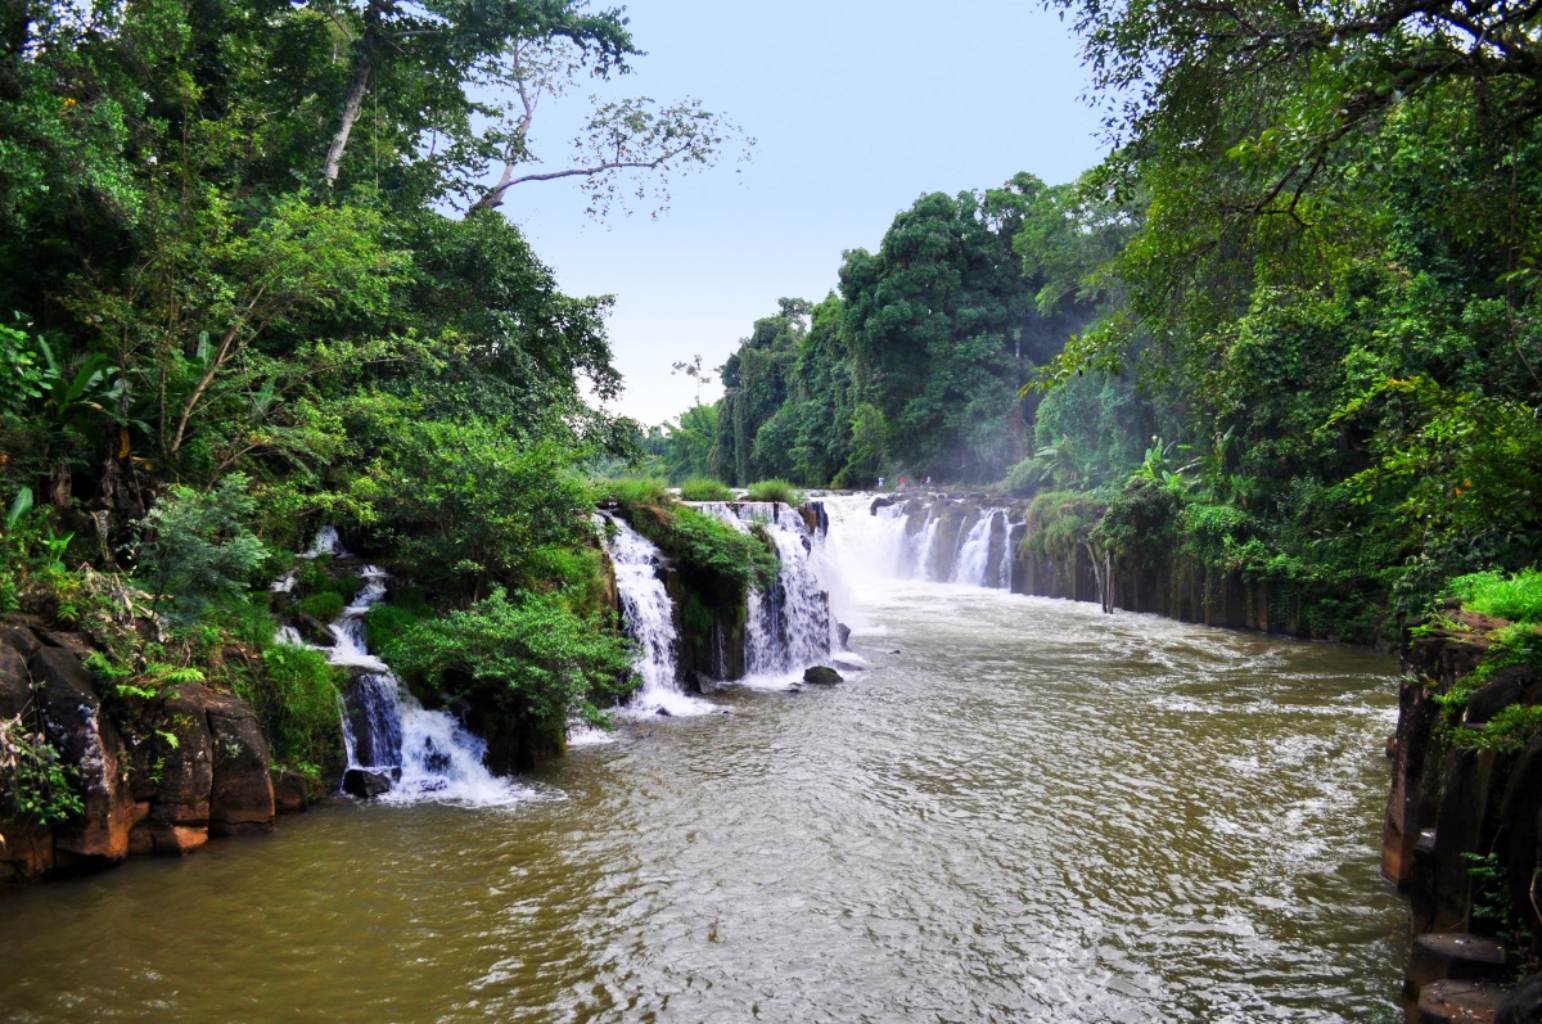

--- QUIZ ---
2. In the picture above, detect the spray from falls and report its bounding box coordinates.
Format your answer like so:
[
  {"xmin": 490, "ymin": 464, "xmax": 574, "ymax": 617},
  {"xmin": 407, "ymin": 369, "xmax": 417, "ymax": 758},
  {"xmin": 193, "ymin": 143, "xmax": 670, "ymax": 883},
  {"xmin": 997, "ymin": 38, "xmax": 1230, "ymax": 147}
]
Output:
[{"xmin": 821, "ymin": 495, "xmax": 1015, "ymax": 590}]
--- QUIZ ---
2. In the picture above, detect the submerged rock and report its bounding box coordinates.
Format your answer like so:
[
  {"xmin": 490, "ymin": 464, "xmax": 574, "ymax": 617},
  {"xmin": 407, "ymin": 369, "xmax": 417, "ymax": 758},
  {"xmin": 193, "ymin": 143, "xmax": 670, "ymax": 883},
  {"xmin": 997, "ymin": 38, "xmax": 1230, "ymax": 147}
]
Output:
[{"xmin": 803, "ymin": 666, "xmax": 843, "ymax": 686}]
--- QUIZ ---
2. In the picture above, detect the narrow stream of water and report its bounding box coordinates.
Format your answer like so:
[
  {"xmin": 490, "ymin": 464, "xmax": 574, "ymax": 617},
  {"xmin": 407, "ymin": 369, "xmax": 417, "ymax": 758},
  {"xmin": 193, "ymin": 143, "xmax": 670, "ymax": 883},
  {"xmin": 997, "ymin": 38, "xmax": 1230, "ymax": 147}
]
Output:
[{"xmin": 0, "ymin": 502, "xmax": 1405, "ymax": 1023}]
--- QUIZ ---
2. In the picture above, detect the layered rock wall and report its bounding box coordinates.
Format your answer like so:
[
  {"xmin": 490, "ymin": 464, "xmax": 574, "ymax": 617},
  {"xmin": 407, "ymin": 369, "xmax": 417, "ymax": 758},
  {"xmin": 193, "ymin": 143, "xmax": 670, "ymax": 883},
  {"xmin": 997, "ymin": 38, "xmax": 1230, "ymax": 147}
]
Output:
[
  {"xmin": 1382, "ymin": 617, "xmax": 1542, "ymax": 1020},
  {"xmin": 0, "ymin": 622, "xmax": 282, "ymax": 882}
]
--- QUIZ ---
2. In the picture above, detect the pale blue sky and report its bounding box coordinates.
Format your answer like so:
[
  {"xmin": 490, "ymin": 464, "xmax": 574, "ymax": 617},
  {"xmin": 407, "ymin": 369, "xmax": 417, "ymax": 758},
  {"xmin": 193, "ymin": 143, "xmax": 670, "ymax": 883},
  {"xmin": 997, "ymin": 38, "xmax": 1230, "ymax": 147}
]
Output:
[{"xmin": 497, "ymin": 0, "xmax": 1105, "ymax": 425}]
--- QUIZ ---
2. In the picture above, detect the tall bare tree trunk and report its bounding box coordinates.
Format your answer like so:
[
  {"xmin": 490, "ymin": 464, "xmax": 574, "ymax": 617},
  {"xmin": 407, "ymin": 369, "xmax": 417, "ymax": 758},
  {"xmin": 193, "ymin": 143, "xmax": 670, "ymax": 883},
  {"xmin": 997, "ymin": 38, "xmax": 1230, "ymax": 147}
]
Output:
[
  {"xmin": 323, "ymin": 61, "xmax": 370, "ymax": 188},
  {"xmin": 323, "ymin": 1, "xmax": 385, "ymax": 188}
]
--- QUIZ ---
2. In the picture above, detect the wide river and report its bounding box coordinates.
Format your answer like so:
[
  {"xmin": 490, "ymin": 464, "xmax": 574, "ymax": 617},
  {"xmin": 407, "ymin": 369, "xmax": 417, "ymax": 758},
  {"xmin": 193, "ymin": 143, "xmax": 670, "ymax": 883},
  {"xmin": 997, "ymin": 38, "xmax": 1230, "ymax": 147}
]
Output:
[{"xmin": 2, "ymin": 573, "xmax": 1405, "ymax": 1021}]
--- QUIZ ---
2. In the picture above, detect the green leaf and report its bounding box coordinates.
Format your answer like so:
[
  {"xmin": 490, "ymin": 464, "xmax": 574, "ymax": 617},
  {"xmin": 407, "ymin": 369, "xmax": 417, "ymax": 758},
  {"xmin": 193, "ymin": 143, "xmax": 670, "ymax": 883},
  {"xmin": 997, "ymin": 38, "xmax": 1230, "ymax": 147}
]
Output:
[{"xmin": 5, "ymin": 487, "xmax": 33, "ymax": 530}]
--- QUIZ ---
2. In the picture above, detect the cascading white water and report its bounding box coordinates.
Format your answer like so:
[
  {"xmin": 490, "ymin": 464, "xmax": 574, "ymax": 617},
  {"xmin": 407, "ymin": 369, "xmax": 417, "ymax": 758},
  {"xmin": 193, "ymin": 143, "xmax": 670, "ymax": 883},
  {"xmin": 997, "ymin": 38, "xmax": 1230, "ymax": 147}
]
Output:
[
  {"xmin": 908, "ymin": 510, "xmax": 941, "ymax": 580},
  {"xmin": 284, "ymin": 528, "xmax": 522, "ymax": 805},
  {"xmin": 693, "ymin": 501, "xmax": 833, "ymax": 679},
  {"xmin": 820, "ymin": 495, "xmax": 1013, "ymax": 593},
  {"xmin": 601, "ymin": 514, "xmax": 712, "ymax": 717},
  {"xmin": 948, "ymin": 509, "xmax": 1010, "ymax": 589}
]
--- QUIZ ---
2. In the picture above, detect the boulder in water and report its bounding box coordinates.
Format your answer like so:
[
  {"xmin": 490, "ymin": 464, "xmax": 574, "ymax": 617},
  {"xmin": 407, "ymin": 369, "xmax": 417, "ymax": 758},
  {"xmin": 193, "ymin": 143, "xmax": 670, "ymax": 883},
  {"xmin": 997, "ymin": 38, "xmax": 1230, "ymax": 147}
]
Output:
[
  {"xmin": 342, "ymin": 768, "xmax": 394, "ymax": 799},
  {"xmin": 803, "ymin": 666, "xmax": 843, "ymax": 686}
]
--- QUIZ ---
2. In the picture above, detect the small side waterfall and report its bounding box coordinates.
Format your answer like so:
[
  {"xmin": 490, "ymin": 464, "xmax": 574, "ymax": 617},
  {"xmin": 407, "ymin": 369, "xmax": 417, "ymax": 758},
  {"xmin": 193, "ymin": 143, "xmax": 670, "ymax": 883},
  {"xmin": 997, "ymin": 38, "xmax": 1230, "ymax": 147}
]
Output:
[
  {"xmin": 951, "ymin": 510, "xmax": 1011, "ymax": 587},
  {"xmin": 283, "ymin": 528, "xmax": 521, "ymax": 805},
  {"xmin": 601, "ymin": 515, "xmax": 712, "ymax": 717},
  {"xmin": 695, "ymin": 502, "xmax": 834, "ymax": 678}
]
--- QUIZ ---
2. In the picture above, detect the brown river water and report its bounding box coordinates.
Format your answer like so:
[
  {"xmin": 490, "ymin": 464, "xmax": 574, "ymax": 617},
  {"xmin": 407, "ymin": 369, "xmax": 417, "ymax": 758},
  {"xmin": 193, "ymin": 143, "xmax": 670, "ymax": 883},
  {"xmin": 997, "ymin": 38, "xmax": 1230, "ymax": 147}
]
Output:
[{"xmin": 1, "ymin": 578, "xmax": 1405, "ymax": 1023}]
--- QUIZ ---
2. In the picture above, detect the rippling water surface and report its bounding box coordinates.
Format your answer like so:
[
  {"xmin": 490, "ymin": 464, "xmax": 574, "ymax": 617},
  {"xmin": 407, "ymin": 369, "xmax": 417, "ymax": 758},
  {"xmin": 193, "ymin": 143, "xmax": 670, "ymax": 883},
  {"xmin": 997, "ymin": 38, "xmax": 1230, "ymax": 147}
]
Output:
[{"xmin": 1, "ymin": 581, "xmax": 1405, "ymax": 1023}]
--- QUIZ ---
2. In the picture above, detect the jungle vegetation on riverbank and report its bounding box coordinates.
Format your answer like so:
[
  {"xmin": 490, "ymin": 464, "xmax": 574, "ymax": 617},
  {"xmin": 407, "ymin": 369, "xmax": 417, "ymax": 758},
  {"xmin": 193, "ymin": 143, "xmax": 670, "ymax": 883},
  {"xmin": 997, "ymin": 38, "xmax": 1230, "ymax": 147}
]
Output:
[{"xmin": 647, "ymin": 0, "xmax": 1542, "ymax": 640}]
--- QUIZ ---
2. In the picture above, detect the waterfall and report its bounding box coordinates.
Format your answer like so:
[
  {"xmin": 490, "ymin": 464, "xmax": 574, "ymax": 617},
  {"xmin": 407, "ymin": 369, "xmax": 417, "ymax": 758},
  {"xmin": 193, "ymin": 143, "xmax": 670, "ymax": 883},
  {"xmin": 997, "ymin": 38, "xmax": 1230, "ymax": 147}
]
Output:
[
  {"xmin": 949, "ymin": 509, "xmax": 1011, "ymax": 589},
  {"xmin": 290, "ymin": 528, "xmax": 522, "ymax": 805},
  {"xmin": 909, "ymin": 510, "xmax": 941, "ymax": 580},
  {"xmin": 693, "ymin": 501, "xmax": 834, "ymax": 679},
  {"xmin": 304, "ymin": 524, "xmax": 347, "ymax": 559},
  {"xmin": 951, "ymin": 511, "xmax": 997, "ymax": 585},
  {"xmin": 601, "ymin": 514, "xmax": 712, "ymax": 717},
  {"xmin": 821, "ymin": 496, "xmax": 1013, "ymax": 592}
]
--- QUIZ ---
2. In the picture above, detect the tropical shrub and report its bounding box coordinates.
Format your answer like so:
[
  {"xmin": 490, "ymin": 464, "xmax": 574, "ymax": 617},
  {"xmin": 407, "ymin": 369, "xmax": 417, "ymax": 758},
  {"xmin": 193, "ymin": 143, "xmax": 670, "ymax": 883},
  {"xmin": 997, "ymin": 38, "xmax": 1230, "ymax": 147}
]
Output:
[
  {"xmin": 378, "ymin": 587, "xmax": 636, "ymax": 727},
  {"xmin": 678, "ymin": 476, "xmax": 734, "ymax": 502},
  {"xmin": 745, "ymin": 479, "xmax": 802, "ymax": 504}
]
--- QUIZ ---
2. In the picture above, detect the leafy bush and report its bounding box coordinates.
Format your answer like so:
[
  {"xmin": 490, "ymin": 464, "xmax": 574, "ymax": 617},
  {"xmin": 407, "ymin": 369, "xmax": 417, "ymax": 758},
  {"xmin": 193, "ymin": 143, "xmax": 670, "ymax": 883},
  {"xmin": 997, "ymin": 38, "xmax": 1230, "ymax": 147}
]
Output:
[
  {"xmin": 365, "ymin": 599, "xmax": 430, "ymax": 655},
  {"xmin": 378, "ymin": 587, "xmax": 636, "ymax": 726},
  {"xmin": 1022, "ymin": 491, "xmax": 1107, "ymax": 562},
  {"xmin": 745, "ymin": 478, "xmax": 803, "ymax": 504},
  {"xmin": 1000, "ymin": 456, "xmax": 1047, "ymax": 497},
  {"xmin": 234, "ymin": 646, "xmax": 345, "ymax": 773},
  {"xmin": 1091, "ymin": 478, "xmax": 1178, "ymax": 568},
  {"xmin": 1445, "ymin": 569, "xmax": 1542, "ymax": 623},
  {"xmin": 135, "ymin": 474, "xmax": 269, "ymax": 620},
  {"xmin": 366, "ymin": 420, "xmax": 594, "ymax": 593},
  {"xmin": 295, "ymin": 589, "xmax": 345, "ymax": 622},
  {"xmin": 0, "ymin": 715, "xmax": 82, "ymax": 826},
  {"xmin": 678, "ymin": 476, "xmax": 734, "ymax": 502},
  {"xmin": 627, "ymin": 504, "xmax": 780, "ymax": 598}
]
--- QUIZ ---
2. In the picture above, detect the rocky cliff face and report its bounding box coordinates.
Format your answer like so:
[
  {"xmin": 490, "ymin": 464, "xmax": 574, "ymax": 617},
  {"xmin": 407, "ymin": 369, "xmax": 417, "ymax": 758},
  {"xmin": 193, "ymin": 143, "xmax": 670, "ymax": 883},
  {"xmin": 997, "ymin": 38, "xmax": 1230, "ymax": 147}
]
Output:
[
  {"xmin": 0, "ymin": 621, "xmax": 285, "ymax": 882},
  {"xmin": 1382, "ymin": 613, "xmax": 1542, "ymax": 1021}
]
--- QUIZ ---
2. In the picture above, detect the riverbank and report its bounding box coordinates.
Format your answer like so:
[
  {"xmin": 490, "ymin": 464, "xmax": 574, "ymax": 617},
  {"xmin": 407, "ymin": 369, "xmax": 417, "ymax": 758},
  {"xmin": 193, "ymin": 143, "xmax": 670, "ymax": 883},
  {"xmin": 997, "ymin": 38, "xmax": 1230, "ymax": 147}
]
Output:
[{"xmin": 0, "ymin": 580, "xmax": 1406, "ymax": 1022}]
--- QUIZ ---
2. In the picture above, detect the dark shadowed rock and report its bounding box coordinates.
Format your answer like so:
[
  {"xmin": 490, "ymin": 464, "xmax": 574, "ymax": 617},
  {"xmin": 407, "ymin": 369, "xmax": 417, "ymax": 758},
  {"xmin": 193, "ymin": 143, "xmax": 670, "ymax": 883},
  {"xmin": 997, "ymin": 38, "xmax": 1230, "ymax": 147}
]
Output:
[
  {"xmin": 1464, "ymin": 666, "xmax": 1542, "ymax": 726},
  {"xmin": 803, "ymin": 666, "xmax": 843, "ymax": 686},
  {"xmin": 31, "ymin": 645, "xmax": 136, "ymax": 866},
  {"xmin": 0, "ymin": 821, "xmax": 54, "ymax": 881},
  {"xmin": 1405, "ymin": 934, "xmax": 1507, "ymax": 1005},
  {"xmin": 131, "ymin": 684, "xmax": 217, "ymax": 855},
  {"xmin": 203, "ymin": 690, "xmax": 275, "ymax": 835},
  {"xmin": 0, "ymin": 641, "xmax": 31, "ymax": 718},
  {"xmin": 343, "ymin": 768, "xmax": 393, "ymax": 799},
  {"xmin": 1496, "ymin": 974, "xmax": 1542, "ymax": 1024},
  {"xmin": 836, "ymin": 622, "xmax": 851, "ymax": 649},
  {"xmin": 1417, "ymin": 978, "xmax": 1508, "ymax": 1023},
  {"xmin": 869, "ymin": 495, "xmax": 897, "ymax": 515},
  {"xmin": 271, "ymin": 768, "xmax": 322, "ymax": 814},
  {"xmin": 0, "ymin": 625, "xmax": 42, "ymax": 662}
]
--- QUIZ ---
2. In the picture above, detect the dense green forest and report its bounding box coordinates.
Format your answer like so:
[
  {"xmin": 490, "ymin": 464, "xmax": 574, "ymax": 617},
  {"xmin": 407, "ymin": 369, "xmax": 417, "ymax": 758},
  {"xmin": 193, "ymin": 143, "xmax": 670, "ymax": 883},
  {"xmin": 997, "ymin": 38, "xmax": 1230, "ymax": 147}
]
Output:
[
  {"xmin": 3, "ymin": 0, "xmax": 1541, "ymax": 823},
  {"xmin": 0, "ymin": 0, "xmax": 752, "ymax": 804},
  {"xmin": 649, "ymin": 0, "xmax": 1542, "ymax": 636}
]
